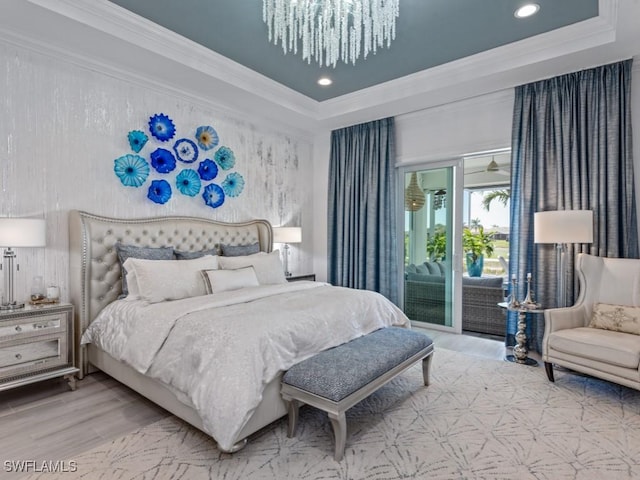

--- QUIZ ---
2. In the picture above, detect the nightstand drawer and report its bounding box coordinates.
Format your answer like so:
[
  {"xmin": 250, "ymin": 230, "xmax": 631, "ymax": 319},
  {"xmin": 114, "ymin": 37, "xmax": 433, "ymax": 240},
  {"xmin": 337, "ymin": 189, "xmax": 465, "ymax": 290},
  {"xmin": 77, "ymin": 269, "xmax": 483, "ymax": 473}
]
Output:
[
  {"xmin": 0, "ymin": 338, "xmax": 60, "ymax": 367},
  {"xmin": 0, "ymin": 313, "xmax": 65, "ymax": 340}
]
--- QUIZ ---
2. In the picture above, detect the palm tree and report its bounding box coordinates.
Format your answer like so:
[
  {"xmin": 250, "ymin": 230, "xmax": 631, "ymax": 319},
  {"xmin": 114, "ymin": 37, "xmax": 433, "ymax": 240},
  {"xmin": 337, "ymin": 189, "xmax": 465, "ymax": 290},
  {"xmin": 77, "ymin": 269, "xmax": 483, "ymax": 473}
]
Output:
[{"xmin": 482, "ymin": 189, "xmax": 510, "ymax": 211}]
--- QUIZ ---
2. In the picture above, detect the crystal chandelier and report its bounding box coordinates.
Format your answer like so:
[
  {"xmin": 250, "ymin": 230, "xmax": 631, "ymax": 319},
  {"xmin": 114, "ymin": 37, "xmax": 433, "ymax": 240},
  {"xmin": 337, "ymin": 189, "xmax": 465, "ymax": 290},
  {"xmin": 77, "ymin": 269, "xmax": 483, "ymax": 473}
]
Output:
[{"xmin": 262, "ymin": 0, "xmax": 400, "ymax": 67}]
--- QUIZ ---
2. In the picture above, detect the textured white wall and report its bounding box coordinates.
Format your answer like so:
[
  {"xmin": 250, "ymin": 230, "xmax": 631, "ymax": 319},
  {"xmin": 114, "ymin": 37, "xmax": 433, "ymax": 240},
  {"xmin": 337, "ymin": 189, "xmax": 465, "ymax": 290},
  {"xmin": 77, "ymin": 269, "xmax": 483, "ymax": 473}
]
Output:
[{"xmin": 0, "ymin": 42, "xmax": 313, "ymax": 303}]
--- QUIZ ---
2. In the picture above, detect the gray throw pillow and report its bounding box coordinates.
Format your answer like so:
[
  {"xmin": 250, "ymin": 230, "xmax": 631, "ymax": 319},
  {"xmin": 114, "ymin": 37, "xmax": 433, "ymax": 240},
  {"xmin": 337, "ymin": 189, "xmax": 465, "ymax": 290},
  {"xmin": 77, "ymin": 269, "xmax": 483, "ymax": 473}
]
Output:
[
  {"xmin": 425, "ymin": 262, "xmax": 439, "ymax": 275},
  {"xmin": 415, "ymin": 263, "xmax": 429, "ymax": 275},
  {"xmin": 220, "ymin": 242, "xmax": 261, "ymax": 257},
  {"xmin": 115, "ymin": 243, "xmax": 174, "ymax": 298},
  {"xmin": 174, "ymin": 248, "xmax": 219, "ymax": 260}
]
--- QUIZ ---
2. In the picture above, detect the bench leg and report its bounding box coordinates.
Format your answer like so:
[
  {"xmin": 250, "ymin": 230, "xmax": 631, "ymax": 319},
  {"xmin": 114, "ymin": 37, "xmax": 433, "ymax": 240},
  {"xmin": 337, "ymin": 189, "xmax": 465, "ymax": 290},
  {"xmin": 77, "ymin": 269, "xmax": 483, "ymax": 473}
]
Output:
[
  {"xmin": 422, "ymin": 353, "xmax": 433, "ymax": 386},
  {"xmin": 285, "ymin": 399, "xmax": 300, "ymax": 438},
  {"xmin": 328, "ymin": 411, "xmax": 347, "ymax": 461}
]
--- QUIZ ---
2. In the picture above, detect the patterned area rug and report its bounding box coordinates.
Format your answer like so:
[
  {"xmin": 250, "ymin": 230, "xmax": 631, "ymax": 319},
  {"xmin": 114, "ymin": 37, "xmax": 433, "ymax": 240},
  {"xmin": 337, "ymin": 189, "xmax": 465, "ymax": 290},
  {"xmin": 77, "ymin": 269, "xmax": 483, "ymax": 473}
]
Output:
[{"xmin": 27, "ymin": 348, "xmax": 640, "ymax": 480}]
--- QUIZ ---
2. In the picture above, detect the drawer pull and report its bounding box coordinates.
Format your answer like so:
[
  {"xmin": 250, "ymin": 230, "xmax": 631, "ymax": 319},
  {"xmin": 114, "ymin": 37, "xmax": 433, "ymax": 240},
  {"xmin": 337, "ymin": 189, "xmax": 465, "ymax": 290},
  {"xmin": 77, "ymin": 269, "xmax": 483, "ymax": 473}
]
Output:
[
  {"xmin": 15, "ymin": 325, "xmax": 22, "ymax": 332},
  {"xmin": 15, "ymin": 353, "xmax": 22, "ymax": 360}
]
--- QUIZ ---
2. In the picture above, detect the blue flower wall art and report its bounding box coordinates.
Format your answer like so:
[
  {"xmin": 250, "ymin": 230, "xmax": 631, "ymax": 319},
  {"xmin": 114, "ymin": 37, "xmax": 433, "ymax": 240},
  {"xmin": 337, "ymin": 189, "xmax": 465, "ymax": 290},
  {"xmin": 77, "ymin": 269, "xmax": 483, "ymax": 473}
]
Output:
[
  {"xmin": 127, "ymin": 130, "xmax": 148, "ymax": 153},
  {"xmin": 176, "ymin": 169, "xmax": 201, "ymax": 197},
  {"xmin": 214, "ymin": 146, "xmax": 236, "ymax": 170},
  {"xmin": 113, "ymin": 113, "xmax": 245, "ymax": 207},
  {"xmin": 173, "ymin": 138, "xmax": 198, "ymax": 163},
  {"xmin": 148, "ymin": 113, "xmax": 176, "ymax": 142},
  {"xmin": 150, "ymin": 148, "xmax": 177, "ymax": 174},
  {"xmin": 114, "ymin": 154, "xmax": 150, "ymax": 187},
  {"xmin": 203, "ymin": 183, "xmax": 225, "ymax": 209},
  {"xmin": 195, "ymin": 126, "xmax": 219, "ymax": 151},
  {"xmin": 147, "ymin": 179, "xmax": 172, "ymax": 204},
  {"xmin": 222, "ymin": 172, "xmax": 245, "ymax": 197},
  {"xmin": 198, "ymin": 159, "xmax": 218, "ymax": 181}
]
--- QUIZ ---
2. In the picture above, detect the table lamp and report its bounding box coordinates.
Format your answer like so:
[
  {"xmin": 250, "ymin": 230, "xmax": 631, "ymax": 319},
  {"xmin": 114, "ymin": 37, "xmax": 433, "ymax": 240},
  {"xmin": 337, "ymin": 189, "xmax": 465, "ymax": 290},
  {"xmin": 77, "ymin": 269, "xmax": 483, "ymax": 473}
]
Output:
[
  {"xmin": 534, "ymin": 210, "xmax": 593, "ymax": 307},
  {"xmin": 0, "ymin": 218, "xmax": 46, "ymax": 310},
  {"xmin": 272, "ymin": 227, "xmax": 302, "ymax": 277}
]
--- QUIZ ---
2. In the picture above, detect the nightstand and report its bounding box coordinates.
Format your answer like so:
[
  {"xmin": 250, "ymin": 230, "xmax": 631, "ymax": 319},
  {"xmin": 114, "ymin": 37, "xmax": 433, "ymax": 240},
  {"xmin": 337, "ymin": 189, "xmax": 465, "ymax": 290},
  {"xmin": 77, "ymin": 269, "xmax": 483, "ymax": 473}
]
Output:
[
  {"xmin": 0, "ymin": 303, "xmax": 78, "ymax": 392},
  {"xmin": 286, "ymin": 273, "xmax": 316, "ymax": 282}
]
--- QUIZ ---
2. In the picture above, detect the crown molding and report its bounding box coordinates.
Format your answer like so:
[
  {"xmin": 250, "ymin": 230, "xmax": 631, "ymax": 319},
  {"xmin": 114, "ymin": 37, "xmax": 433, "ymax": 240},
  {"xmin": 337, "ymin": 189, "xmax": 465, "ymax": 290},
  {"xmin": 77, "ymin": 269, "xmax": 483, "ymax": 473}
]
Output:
[
  {"xmin": 12, "ymin": 0, "xmax": 321, "ymax": 137},
  {"xmin": 3, "ymin": 0, "xmax": 635, "ymax": 135},
  {"xmin": 317, "ymin": 0, "xmax": 620, "ymax": 128}
]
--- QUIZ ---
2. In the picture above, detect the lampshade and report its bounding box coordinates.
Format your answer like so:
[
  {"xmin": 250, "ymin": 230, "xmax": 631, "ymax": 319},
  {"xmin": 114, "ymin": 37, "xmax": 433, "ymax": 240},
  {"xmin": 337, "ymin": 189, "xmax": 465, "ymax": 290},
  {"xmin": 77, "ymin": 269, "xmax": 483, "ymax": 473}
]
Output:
[
  {"xmin": 0, "ymin": 218, "xmax": 46, "ymax": 247},
  {"xmin": 534, "ymin": 210, "xmax": 593, "ymax": 244},
  {"xmin": 273, "ymin": 227, "xmax": 302, "ymax": 244}
]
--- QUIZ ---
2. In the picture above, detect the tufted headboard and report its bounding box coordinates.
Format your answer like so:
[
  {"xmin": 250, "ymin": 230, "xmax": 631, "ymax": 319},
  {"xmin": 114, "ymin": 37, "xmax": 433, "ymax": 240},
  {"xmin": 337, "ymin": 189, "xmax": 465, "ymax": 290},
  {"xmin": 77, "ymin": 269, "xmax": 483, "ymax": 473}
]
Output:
[{"xmin": 68, "ymin": 210, "xmax": 272, "ymax": 374}]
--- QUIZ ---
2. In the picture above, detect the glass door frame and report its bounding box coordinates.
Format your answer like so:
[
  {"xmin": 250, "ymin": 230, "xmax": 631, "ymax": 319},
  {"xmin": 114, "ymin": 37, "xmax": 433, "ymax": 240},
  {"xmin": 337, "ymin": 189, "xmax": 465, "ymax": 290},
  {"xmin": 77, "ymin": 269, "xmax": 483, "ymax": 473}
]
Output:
[{"xmin": 397, "ymin": 159, "xmax": 464, "ymax": 334}]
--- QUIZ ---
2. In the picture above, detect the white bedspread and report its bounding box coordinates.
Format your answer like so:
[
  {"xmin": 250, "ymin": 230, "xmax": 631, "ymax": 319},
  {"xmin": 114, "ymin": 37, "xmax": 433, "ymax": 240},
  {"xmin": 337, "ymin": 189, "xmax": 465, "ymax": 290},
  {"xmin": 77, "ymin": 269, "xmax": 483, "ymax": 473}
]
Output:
[{"xmin": 82, "ymin": 282, "xmax": 409, "ymax": 450}]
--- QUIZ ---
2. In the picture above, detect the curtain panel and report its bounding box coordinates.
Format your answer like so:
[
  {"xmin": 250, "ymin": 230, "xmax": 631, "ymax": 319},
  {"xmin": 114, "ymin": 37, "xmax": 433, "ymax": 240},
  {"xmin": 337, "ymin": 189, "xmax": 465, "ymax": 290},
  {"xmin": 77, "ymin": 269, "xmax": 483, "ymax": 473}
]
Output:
[
  {"xmin": 328, "ymin": 117, "xmax": 398, "ymax": 304},
  {"xmin": 509, "ymin": 59, "xmax": 638, "ymax": 351}
]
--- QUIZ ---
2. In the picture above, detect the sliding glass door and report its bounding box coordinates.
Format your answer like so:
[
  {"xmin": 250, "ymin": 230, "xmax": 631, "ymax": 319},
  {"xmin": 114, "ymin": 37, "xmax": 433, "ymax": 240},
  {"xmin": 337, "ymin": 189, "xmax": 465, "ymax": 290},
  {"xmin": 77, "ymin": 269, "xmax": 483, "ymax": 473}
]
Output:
[{"xmin": 400, "ymin": 163, "xmax": 462, "ymax": 331}]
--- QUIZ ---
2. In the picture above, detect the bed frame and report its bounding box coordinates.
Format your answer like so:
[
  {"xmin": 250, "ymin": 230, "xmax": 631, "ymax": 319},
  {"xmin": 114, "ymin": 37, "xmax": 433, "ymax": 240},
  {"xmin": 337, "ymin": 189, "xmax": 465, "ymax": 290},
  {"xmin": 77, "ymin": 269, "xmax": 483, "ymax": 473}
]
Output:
[{"xmin": 68, "ymin": 210, "xmax": 287, "ymax": 451}]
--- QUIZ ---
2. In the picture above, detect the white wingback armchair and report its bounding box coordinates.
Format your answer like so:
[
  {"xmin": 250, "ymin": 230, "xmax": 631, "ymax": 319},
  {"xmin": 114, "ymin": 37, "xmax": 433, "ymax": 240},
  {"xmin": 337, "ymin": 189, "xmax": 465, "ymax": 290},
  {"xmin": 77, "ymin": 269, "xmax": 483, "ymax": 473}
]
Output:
[{"xmin": 542, "ymin": 253, "xmax": 640, "ymax": 390}]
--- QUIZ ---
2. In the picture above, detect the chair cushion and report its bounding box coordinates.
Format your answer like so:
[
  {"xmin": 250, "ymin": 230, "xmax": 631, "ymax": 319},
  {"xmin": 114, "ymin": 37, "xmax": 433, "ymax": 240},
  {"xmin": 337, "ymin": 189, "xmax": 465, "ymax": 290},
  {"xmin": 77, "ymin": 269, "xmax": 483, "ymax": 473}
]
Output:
[{"xmin": 549, "ymin": 327, "xmax": 640, "ymax": 369}]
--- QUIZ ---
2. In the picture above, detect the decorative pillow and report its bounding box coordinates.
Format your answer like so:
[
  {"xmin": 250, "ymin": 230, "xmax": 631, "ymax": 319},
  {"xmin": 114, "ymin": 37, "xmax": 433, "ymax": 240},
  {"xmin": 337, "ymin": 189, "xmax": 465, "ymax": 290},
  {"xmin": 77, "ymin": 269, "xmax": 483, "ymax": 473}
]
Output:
[
  {"xmin": 415, "ymin": 263, "xmax": 429, "ymax": 275},
  {"xmin": 174, "ymin": 248, "xmax": 219, "ymax": 260},
  {"xmin": 405, "ymin": 264, "xmax": 417, "ymax": 274},
  {"xmin": 217, "ymin": 250, "xmax": 287, "ymax": 285},
  {"xmin": 201, "ymin": 267, "xmax": 259, "ymax": 294},
  {"xmin": 115, "ymin": 243, "xmax": 174, "ymax": 299},
  {"xmin": 424, "ymin": 261, "xmax": 439, "ymax": 275},
  {"xmin": 220, "ymin": 242, "xmax": 260, "ymax": 257},
  {"xmin": 123, "ymin": 255, "xmax": 218, "ymax": 303},
  {"xmin": 589, "ymin": 303, "xmax": 640, "ymax": 335},
  {"xmin": 122, "ymin": 268, "xmax": 140, "ymax": 301}
]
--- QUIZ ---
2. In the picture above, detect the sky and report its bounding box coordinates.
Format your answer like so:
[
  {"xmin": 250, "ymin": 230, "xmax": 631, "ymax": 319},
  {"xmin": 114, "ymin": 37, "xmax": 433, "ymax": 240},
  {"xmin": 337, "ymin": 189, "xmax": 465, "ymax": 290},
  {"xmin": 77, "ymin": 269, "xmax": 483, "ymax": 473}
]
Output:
[{"xmin": 467, "ymin": 191, "xmax": 510, "ymax": 229}]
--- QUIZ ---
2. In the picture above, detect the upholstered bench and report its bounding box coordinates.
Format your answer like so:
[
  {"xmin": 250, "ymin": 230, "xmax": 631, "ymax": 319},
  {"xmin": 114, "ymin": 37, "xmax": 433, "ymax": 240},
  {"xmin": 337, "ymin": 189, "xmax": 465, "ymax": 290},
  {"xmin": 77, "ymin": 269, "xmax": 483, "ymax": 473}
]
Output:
[{"xmin": 281, "ymin": 327, "xmax": 434, "ymax": 461}]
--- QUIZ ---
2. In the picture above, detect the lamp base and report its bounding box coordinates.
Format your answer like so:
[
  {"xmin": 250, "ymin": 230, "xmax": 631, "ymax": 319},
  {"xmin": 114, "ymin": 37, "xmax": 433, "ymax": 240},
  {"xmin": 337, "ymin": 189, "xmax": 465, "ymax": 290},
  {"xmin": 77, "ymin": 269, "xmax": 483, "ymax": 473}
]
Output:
[{"xmin": 0, "ymin": 301, "xmax": 25, "ymax": 311}]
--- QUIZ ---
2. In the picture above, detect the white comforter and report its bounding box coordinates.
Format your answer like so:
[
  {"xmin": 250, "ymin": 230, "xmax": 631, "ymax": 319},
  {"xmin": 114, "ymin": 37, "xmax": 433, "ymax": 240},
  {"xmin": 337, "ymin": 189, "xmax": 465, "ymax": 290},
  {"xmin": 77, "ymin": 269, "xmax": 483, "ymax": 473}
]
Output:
[{"xmin": 82, "ymin": 282, "xmax": 409, "ymax": 450}]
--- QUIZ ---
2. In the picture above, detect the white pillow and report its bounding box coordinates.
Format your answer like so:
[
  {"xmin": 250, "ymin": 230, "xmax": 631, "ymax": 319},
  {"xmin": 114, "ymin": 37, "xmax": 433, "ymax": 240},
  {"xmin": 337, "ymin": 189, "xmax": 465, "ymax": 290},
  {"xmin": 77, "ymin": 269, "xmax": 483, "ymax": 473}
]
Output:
[
  {"xmin": 122, "ymin": 268, "xmax": 141, "ymax": 301},
  {"xmin": 217, "ymin": 250, "xmax": 286, "ymax": 285},
  {"xmin": 201, "ymin": 267, "xmax": 259, "ymax": 294},
  {"xmin": 123, "ymin": 255, "xmax": 218, "ymax": 303}
]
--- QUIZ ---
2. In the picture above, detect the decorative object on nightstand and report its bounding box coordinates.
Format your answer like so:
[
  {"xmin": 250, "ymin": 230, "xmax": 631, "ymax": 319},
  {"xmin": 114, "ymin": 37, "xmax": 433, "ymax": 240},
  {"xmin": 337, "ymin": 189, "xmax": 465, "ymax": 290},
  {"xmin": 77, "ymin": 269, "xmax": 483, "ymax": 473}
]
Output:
[
  {"xmin": 0, "ymin": 218, "xmax": 46, "ymax": 310},
  {"xmin": 286, "ymin": 273, "xmax": 316, "ymax": 282},
  {"xmin": 0, "ymin": 302, "xmax": 78, "ymax": 391},
  {"xmin": 534, "ymin": 210, "xmax": 593, "ymax": 307},
  {"xmin": 273, "ymin": 226, "xmax": 302, "ymax": 277}
]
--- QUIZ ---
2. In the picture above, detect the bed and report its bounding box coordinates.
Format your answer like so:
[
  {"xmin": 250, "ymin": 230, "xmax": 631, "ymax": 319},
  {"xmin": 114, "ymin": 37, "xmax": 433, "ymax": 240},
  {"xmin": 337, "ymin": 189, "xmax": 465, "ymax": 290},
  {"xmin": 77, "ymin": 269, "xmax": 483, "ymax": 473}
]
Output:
[{"xmin": 69, "ymin": 210, "xmax": 409, "ymax": 452}]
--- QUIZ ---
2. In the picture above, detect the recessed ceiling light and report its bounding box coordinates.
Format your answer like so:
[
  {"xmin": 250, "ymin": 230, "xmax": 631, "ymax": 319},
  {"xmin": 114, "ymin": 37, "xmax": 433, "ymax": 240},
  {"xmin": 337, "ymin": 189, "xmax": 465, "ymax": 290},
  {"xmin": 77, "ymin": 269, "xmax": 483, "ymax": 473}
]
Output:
[
  {"xmin": 514, "ymin": 3, "xmax": 540, "ymax": 18},
  {"xmin": 318, "ymin": 77, "xmax": 332, "ymax": 86}
]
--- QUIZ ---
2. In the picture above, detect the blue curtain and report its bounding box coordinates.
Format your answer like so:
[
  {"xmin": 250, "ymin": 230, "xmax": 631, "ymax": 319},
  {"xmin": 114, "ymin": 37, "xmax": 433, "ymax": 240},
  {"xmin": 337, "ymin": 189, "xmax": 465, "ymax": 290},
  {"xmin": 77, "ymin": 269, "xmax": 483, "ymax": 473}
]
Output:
[
  {"xmin": 508, "ymin": 59, "xmax": 638, "ymax": 351},
  {"xmin": 328, "ymin": 117, "xmax": 398, "ymax": 304}
]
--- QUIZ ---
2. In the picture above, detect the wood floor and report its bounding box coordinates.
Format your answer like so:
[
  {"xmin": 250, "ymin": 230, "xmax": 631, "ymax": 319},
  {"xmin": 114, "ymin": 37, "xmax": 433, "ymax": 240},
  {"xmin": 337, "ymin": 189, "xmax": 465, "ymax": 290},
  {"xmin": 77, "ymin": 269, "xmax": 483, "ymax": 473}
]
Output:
[{"xmin": 0, "ymin": 329, "xmax": 524, "ymax": 475}]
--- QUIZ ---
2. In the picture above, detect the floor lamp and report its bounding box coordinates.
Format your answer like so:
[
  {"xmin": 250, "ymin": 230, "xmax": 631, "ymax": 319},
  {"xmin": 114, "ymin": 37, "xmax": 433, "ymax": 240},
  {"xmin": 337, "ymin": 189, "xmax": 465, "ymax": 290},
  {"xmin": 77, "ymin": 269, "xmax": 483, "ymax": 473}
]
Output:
[
  {"xmin": 534, "ymin": 210, "xmax": 593, "ymax": 308},
  {"xmin": 0, "ymin": 218, "xmax": 47, "ymax": 310},
  {"xmin": 272, "ymin": 226, "xmax": 302, "ymax": 277}
]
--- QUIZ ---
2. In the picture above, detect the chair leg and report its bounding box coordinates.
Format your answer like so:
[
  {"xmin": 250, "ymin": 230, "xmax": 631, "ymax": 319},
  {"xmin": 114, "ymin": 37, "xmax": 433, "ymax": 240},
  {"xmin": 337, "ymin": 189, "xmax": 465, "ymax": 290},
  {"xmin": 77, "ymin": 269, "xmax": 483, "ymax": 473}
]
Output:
[{"xmin": 544, "ymin": 362, "xmax": 555, "ymax": 382}]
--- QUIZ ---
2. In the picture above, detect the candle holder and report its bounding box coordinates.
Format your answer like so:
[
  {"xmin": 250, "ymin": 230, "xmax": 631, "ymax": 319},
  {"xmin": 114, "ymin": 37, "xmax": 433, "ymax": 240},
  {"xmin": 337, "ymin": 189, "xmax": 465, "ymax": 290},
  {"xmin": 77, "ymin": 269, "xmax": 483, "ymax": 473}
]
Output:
[
  {"xmin": 508, "ymin": 277, "xmax": 520, "ymax": 309},
  {"xmin": 521, "ymin": 274, "xmax": 541, "ymax": 309}
]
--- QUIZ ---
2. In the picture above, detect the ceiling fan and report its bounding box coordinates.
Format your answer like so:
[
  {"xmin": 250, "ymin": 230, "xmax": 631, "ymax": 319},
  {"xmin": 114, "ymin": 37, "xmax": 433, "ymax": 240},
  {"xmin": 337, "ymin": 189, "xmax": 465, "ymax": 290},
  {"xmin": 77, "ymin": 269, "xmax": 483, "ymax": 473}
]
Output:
[{"xmin": 464, "ymin": 158, "xmax": 510, "ymax": 176}]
